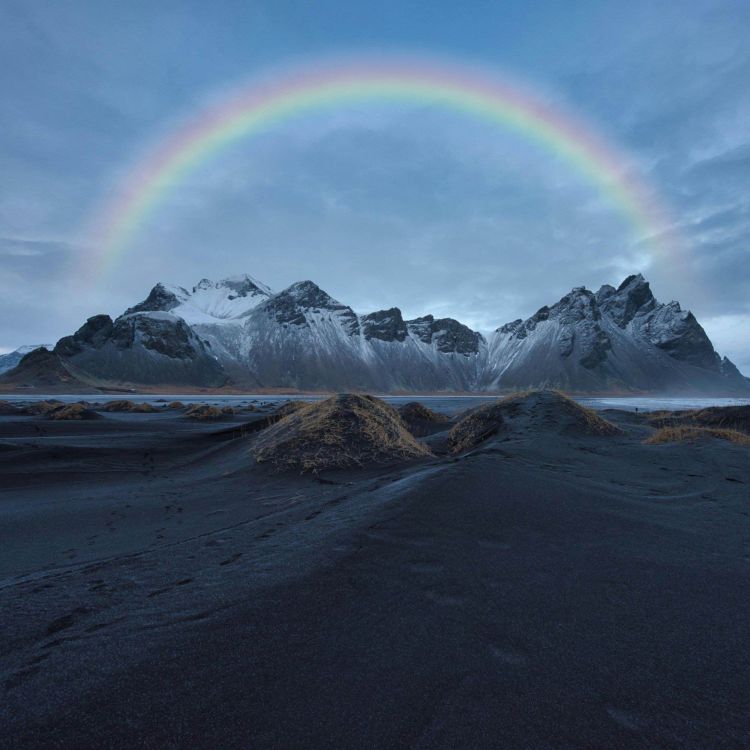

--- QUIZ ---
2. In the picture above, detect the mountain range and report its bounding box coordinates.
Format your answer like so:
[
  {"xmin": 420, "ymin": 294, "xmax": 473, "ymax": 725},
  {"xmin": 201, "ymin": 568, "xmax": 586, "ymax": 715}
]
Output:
[{"xmin": 2, "ymin": 273, "xmax": 747, "ymax": 394}]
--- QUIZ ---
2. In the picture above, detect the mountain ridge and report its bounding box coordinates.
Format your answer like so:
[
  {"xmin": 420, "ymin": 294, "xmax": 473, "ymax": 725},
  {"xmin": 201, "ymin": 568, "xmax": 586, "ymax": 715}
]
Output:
[{"xmin": 2, "ymin": 273, "xmax": 747, "ymax": 394}]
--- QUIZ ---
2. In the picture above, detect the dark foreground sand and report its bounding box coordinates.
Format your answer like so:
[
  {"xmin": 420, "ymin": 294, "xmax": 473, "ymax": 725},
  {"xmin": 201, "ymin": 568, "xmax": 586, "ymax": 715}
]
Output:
[{"xmin": 1, "ymin": 400, "xmax": 749, "ymax": 748}]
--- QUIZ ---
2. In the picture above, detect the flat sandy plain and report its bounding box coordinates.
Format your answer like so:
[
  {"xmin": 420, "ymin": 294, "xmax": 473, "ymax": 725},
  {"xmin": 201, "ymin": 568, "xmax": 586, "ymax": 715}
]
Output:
[{"xmin": 1, "ymin": 397, "xmax": 749, "ymax": 749}]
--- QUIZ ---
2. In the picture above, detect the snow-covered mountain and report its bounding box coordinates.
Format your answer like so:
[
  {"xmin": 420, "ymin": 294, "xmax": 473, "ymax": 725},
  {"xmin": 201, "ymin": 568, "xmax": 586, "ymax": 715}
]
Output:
[
  {"xmin": 0, "ymin": 345, "xmax": 53, "ymax": 374},
  {"xmin": 125, "ymin": 274, "xmax": 272, "ymax": 325},
  {"xmin": 54, "ymin": 311, "xmax": 226, "ymax": 387},
  {"xmin": 482, "ymin": 274, "xmax": 748, "ymax": 392},
  {"xmin": 3, "ymin": 272, "xmax": 747, "ymax": 393}
]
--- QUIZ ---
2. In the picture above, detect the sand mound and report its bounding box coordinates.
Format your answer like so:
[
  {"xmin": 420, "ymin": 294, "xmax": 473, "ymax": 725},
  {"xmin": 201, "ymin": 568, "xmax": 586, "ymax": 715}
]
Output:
[
  {"xmin": 649, "ymin": 405, "xmax": 750, "ymax": 434},
  {"xmin": 449, "ymin": 390, "xmax": 621, "ymax": 453},
  {"xmin": 184, "ymin": 404, "xmax": 226, "ymax": 420},
  {"xmin": 48, "ymin": 403, "xmax": 101, "ymax": 421},
  {"xmin": 645, "ymin": 426, "xmax": 750, "ymax": 446},
  {"xmin": 398, "ymin": 402, "xmax": 450, "ymax": 437},
  {"xmin": 99, "ymin": 400, "xmax": 157, "ymax": 413},
  {"xmin": 253, "ymin": 393, "xmax": 432, "ymax": 473}
]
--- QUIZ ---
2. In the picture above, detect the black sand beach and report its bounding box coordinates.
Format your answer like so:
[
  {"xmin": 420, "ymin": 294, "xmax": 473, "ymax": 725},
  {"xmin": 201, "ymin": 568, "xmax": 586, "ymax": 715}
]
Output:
[{"xmin": 1, "ymin": 394, "xmax": 749, "ymax": 748}]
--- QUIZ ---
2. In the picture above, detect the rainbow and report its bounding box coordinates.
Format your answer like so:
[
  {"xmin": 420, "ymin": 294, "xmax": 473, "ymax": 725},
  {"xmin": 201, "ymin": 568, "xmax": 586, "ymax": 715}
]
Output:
[{"xmin": 83, "ymin": 56, "xmax": 680, "ymax": 279}]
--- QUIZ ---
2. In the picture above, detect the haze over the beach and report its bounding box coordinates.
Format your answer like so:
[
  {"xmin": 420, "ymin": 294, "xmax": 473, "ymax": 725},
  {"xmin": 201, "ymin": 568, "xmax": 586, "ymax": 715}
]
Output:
[{"xmin": 1, "ymin": 0, "xmax": 748, "ymax": 371}]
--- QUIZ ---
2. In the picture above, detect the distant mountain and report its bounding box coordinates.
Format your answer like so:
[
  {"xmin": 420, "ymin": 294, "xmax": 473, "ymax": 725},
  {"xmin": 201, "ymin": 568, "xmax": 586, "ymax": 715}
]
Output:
[
  {"xmin": 2, "ymin": 273, "xmax": 747, "ymax": 394},
  {"xmin": 0, "ymin": 347, "xmax": 97, "ymax": 392},
  {"xmin": 0, "ymin": 344, "xmax": 53, "ymax": 374}
]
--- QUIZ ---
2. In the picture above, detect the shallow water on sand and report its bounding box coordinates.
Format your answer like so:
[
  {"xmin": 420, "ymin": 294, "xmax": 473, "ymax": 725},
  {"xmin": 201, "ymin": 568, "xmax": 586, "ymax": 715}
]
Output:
[{"xmin": 3, "ymin": 393, "xmax": 749, "ymax": 416}]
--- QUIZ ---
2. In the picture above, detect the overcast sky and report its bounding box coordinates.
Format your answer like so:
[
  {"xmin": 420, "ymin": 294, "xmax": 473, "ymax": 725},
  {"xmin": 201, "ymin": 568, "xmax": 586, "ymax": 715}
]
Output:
[{"xmin": 1, "ymin": 0, "xmax": 749, "ymax": 371}]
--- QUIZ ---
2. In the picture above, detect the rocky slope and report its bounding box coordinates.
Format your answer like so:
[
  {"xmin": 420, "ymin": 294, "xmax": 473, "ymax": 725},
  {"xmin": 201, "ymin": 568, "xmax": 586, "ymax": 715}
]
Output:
[
  {"xmin": 482, "ymin": 274, "xmax": 748, "ymax": 392},
  {"xmin": 2, "ymin": 273, "xmax": 746, "ymax": 393},
  {"xmin": 0, "ymin": 345, "xmax": 53, "ymax": 375},
  {"xmin": 53, "ymin": 311, "xmax": 227, "ymax": 387}
]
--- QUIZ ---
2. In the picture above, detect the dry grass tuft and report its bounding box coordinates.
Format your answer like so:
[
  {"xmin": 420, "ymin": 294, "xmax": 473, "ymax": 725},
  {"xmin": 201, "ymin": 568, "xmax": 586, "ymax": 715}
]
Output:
[
  {"xmin": 398, "ymin": 402, "xmax": 448, "ymax": 423},
  {"xmin": 24, "ymin": 399, "xmax": 64, "ymax": 415},
  {"xmin": 167, "ymin": 401, "xmax": 185, "ymax": 409},
  {"xmin": 648, "ymin": 405, "xmax": 750, "ymax": 434},
  {"xmin": 448, "ymin": 402, "xmax": 506, "ymax": 453},
  {"xmin": 100, "ymin": 400, "xmax": 157, "ymax": 413},
  {"xmin": 550, "ymin": 390, "xmax": 623, "ymax": 436},
  {"xmin": 398, "ymin": 402, "xmax": 450, "ymax": 437},
  {"xmin": 273, "ymin": 400, "xmax": 310, "ymax": 420},
  {"xmin": 252, "ymin": 393, "xmax": 432, "ymax": 473},
  {"xmin": 449, "ymin": 390, "xmax": 621, "ymax": 454},
  {"xmin": 48, "ymin": 403, "xmax": 99, "ymax": 421},
  {"xmin": 645, "ymin": 426, "xmax": 750, "ymax": 446},
  {"xmin": 184, "ymin": 404, "xmax": 224, "ymax": 420}
]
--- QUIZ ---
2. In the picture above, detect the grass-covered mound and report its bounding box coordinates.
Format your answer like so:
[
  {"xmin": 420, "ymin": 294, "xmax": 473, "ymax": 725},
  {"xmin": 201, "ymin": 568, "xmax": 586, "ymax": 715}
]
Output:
[
  {"xmin": 48, "ymin": 403, "xmax": 101, "ymax": 420},
  {"xmin": 184, "ymin": 404, "xmax": 231, "ymax": 420},
  {"xmin": 398, "ymin": 402, "xmax": 450, "ymax": 437},
  {"xmin": 100, "ymin": 400, "xmax": 157, "ymax": 413},
  {"xmin": 449, "ymin": 390, "xmax": 621, "ymax": 453},
  {"xmin": 273, "ymin": 400, "xmax": 310, "ymax": 419},
  {"xmin": 645, "ymin": 426, "xmax": 750, "ymax": 446},
  {"xmin": 167, "ymin": 401, "xmax": 185, "ymax": 409},
  {"xmin": 448, "ymin": 401, "xmax": 507, "ymax": 453},
  {"xmin": 253, "ymin": 394, "xmax": 433, "ymax": 473},
  {"xmin": 649, "ymin": 405, "xmax": 750, "ymax": 434},
  {"xmin": 24, "ymin": 399, "xmax": 65, "ymax": 416}
]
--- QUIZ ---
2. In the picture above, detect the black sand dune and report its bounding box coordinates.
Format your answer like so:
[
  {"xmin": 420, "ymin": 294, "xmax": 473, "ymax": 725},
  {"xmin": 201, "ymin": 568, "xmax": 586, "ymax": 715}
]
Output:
[{"xmin": 1, "ymin": 392, "xmax": 749, "ymax": 748}]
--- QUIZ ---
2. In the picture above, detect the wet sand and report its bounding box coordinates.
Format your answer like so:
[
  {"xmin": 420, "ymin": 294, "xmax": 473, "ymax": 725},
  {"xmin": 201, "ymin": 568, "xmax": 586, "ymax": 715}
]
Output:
[{"xmin": 1, "ymin": 402, "xmax": 749, "ymax": 748}]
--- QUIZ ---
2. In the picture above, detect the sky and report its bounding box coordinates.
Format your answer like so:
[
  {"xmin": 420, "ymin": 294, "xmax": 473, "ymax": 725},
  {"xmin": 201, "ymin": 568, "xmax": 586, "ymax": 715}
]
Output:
[{"xmin": 1, "ymin": 0, "xmax": 749, "ymax": 371}]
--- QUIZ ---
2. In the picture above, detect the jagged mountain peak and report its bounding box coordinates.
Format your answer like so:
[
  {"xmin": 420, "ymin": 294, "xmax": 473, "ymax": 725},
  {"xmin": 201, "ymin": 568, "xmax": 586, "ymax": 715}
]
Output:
[
  {"xmin": 260, "ymin": 280, "xmax": 360, "ymax": 335},
  {"xmin": 406, "ymin": 314, "xmax": 483, "ymax": 355},
  {"xmin": 361, "ymin": 308, "xmax": 407, "ymax": 342},
  {"xmin": 126, "ymin": 273, "xmax": 273, "ymax": 325},
  {"xmin": 600, "ymin": 274, "xmax": 656, "ymax": 327},
  {"xmin": 282, "ymin": 280, "xmax": 340, "ymax": 307},
  {"xmin": 193, "ymin": 274, "xmax": 272, "ymax": 298}
]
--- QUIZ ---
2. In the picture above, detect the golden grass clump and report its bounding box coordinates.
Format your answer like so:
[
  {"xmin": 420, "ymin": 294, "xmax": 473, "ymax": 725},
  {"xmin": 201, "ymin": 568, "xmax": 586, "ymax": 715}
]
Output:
[
  {"xmin": 645, "ymin": 426, "xmax": 750, "ymax": 446},
  {"xmin": 167, "ymin": 401, "xmax": 185, "ymax": 409},
  {"xmin": 273, "ymin": 400, "xmax": 310, "ymax": 419},
  {"xmin": 100, "ymin": 400, "xmax": 157, "ymax": 413},
  {"xmin": 448, "ymin": 402, "xmax": 506, "ymax": 453},
  {"xmin": 648, "ymin": 405, "xmax": 750, "ymax": 434},
  {"xmin": 47, "ymin": 403, "xmax": 99, "ymax": 420},
  {"xmin": 397, "ymin": 402, "xmax": 450, "ymax": 436},
  {"xmin": 184, "ymin": 404, "xmax": 224, "ymax": 420},
  {"xmin": 252, "ymin": 393, "xmax": 432, "ymax": 473},
  {"xmin": 25, "ymin": 399, "xmax": 64, "ymax": 415},
  {"xmin": 550, "ymin": 390, "xmax": 623, "ymax": 436},
  {"xmin": 449, "ymin": 390, "xmax": 621, "ymax": 453}
]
